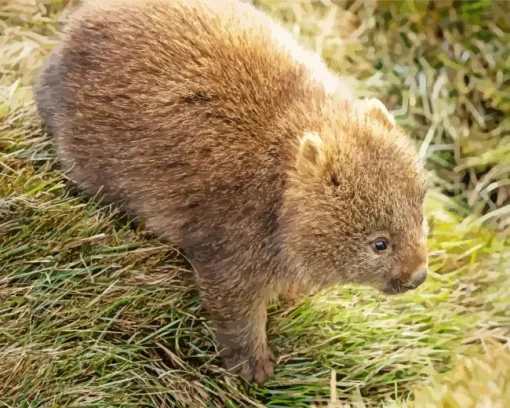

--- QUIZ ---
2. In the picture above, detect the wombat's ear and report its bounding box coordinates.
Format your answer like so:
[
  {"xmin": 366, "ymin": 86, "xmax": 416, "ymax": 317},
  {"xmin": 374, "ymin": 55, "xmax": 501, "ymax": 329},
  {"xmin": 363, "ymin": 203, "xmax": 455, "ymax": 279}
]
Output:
[
  {"xmin": 357, "ymin": 98, "xmax": 395, "ymax": 128},
  {"xmin": 295, "ymin": 131, "xmax": 324, "ymax": 177}
]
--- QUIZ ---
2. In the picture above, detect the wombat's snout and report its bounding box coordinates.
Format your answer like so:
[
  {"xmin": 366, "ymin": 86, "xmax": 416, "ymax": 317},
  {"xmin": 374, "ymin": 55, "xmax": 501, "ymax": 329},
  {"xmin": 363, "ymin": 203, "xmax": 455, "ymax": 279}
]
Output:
[
  {"xmin": 399, "ymin": 244, "xmax": 429, "ymax": 292},
  {"xmin": 384, "ymin": 259, "xmax": 428, "ymax": 295},
  {"xmin": 408, "ymin": 268, "xmax": 427, "ymax": 289}
]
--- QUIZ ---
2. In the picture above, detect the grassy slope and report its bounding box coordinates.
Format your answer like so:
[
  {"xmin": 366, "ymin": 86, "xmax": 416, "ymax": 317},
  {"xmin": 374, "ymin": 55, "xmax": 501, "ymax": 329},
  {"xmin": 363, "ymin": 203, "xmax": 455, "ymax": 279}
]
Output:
[{"xmin": 0, "ymin": 0, "xmax": 508, "ymax": 407}]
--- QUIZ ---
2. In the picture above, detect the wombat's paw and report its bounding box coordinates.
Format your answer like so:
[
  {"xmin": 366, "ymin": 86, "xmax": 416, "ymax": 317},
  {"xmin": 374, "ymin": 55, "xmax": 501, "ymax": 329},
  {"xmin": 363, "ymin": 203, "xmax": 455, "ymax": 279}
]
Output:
[
  {"xmin": 282, "ymin": 282, "xmax": 305, "ymax": 304},
  {"xmin": 222, "ymin": 346, "xmax": 275, "ymax": 384}
]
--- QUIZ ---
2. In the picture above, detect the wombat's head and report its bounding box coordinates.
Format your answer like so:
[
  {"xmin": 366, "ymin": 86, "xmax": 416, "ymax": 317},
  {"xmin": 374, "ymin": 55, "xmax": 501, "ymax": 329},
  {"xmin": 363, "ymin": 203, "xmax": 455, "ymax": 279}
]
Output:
[{"xmin": 282, "ymin": 98, "xmax": 429, "ymax": 295}]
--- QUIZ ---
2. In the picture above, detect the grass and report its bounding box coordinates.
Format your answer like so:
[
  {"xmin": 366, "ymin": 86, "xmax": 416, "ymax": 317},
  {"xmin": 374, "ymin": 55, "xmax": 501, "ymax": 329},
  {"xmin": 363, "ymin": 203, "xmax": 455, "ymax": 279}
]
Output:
[{"xmin": 0, "ymin": 0, "xmax": 509, "ymax": 406}]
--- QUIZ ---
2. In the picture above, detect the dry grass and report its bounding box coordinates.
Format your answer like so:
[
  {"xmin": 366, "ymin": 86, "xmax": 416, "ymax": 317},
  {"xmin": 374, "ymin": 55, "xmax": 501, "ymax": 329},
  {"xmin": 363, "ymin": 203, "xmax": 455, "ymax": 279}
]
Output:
[{"xmin": 1, "ymin": 0, "xmax": 509, "ymax": 407}]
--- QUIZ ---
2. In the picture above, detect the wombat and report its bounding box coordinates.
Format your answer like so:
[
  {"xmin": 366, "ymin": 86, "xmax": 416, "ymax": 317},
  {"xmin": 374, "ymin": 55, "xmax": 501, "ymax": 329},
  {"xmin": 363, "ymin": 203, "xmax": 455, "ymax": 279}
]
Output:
[{"xmin": 34, "ymin": 0, "xmax": 429, "ymax": 384}]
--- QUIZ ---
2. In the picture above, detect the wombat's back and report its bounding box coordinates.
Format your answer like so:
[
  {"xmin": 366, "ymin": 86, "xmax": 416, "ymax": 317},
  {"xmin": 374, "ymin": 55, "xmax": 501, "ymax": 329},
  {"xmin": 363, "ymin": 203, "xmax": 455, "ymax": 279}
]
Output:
[{"xmin": 34, "ymin": 0, "xmax": 346, "ymax": 245}]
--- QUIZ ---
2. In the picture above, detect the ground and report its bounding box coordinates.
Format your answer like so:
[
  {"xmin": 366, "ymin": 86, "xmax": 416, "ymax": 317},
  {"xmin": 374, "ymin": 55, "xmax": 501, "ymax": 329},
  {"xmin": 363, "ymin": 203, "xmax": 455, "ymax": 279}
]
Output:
[{"xmin": 0, "ymin": 0, "xmax": 509, "ymax": 407}]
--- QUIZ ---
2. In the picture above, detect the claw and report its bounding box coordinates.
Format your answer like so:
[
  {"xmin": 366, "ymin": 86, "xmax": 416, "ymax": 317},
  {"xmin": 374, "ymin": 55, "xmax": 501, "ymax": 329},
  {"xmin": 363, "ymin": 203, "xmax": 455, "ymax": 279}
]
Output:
[{"xmin": 222, "ymin": 346, "xmax": 275, "ymax": 384}]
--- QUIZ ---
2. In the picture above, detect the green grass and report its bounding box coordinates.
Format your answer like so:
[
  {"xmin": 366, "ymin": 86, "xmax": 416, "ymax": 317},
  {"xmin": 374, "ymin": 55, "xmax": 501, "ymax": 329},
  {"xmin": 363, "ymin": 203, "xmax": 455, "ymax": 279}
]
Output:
[{"xmin": 1, "ymin": 0, "xmax": 509, "ymax": 406}]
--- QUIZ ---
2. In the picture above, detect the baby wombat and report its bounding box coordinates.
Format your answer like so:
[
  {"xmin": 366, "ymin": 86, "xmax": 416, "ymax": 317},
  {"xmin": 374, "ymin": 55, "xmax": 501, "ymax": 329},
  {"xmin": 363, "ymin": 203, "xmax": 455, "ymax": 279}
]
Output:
[{"xmin": 34, "ymin": 0, "xmax": 429, "ymax": 384}]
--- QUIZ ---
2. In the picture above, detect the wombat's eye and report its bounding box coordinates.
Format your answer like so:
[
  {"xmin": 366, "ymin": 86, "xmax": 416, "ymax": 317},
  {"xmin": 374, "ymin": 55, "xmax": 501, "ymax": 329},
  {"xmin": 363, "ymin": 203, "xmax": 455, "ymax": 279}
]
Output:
[{"xmin": 371, "ymin": 238, "xmax": 389, "ymax": 252}]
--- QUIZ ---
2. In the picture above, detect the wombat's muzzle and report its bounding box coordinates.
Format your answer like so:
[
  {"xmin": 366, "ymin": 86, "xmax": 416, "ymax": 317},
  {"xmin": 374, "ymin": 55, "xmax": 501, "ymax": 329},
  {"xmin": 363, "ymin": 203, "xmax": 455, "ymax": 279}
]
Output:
[
  {"xmin": 408, "ymin": 268, "xmax": 427, "ymax": 289},
  {"xmin": 383, "ymin": 268, "xmax": 428, "ymax": 295}
]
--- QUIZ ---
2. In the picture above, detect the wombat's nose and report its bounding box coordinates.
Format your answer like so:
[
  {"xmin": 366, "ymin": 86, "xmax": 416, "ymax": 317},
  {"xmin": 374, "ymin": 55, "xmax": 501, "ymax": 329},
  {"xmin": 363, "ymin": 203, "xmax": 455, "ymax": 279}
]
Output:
[{"xmin": 409, "ymin": 268, "xmax": 427, "ymax": 288}]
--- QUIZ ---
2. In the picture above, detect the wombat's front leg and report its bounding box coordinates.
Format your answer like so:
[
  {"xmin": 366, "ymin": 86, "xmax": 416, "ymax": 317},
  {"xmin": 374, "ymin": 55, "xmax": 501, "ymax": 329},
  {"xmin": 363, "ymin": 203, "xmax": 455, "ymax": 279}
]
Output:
[
  {"xmin": 216, "ymin": 296, "xmax": 274, "ymax": 384},
  {"xmin": 282, "ymin": 281, "xmax": 305, "ymax": 303},
  {"xmin": 194, "ymin": 264, "xmax": 274, "ymax": 384}
]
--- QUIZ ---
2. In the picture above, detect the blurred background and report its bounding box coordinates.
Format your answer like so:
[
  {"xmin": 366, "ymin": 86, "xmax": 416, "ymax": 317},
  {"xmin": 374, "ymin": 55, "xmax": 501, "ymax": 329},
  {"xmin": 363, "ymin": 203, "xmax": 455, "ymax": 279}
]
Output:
[{"xmin": 1, "ymin": 0, "xmax": 508, "ymax": 407}]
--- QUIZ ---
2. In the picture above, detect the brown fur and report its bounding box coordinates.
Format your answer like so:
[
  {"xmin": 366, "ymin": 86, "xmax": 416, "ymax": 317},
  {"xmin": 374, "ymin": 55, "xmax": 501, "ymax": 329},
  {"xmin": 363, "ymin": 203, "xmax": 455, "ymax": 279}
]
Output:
[{"xmin": 34, "ymin": 0, "xmax": 429, "ymax": 384}]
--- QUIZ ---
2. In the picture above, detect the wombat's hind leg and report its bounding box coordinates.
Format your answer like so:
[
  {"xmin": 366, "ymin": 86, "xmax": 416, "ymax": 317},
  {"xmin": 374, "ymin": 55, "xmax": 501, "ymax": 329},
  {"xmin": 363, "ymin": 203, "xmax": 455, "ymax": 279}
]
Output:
[{"xmin": 33, "ymin": 48, "xmax": 64, "ymax": 135}]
